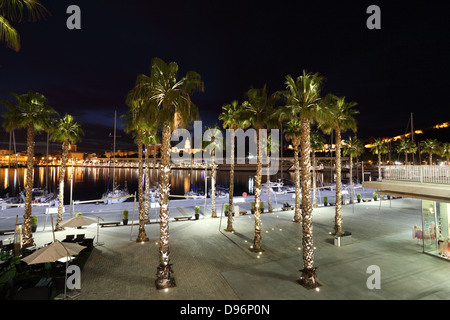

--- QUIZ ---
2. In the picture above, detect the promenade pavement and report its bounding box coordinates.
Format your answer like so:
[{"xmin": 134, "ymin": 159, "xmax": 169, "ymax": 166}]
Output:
[{"xmin": 2, "ymin": 197, "xmax": 450, "ymax": 300}]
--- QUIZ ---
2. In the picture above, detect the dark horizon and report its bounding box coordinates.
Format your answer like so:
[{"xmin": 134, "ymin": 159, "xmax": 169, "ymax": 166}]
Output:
[{"xmin": 1, "ymin": 0, "xmax": 449, "ymax": 153}]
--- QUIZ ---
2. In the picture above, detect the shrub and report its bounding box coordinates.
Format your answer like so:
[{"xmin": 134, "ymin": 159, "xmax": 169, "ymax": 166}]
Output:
[
  {"xmin": 76, "ymin": 212, "xmax": 83, "ymax": 217},
  {"xmin": 31, "ymin": 215, "xmax": 38, "ymax": 226},
  {"xmin": 195, "ymin": 206, "xmax": 200, "ymax": 214},
  {"xmin": 123, "ymin": 210, "xmax": 129, "ymax": 220}
]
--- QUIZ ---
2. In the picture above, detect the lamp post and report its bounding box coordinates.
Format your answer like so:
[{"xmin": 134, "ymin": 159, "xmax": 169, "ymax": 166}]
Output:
[{"xmin": 69, "ymin": 177, "xmax": 73, "ymax": 218}]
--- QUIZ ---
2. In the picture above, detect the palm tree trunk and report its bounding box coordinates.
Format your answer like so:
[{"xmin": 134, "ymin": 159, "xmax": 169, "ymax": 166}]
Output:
[
  {"xmin": 429, "ymin": 153, "xmax": 432, "ymax": 165},
  {"xmin": 211, "ymin": 161, "xmax": 217, "ymax": 218},
  {"xmin": 293, "ymin": 143, "xmax": 301, "ymax": 222},
  {"xmin": 405, "ymin": 152, "xmax": 408, "ymax": 165},
  {"xmin": 298, "ymin": 118, "xmax": 318, "ymax": 288},
  {"xmin": 156, "ymin": 123, "xmax": 175, "ymax": 289},
  {"xmin": 153, "ymin": 143, "xmax": 157, "ymax": 182},
  {"xmin": 225, "ymin": 130, "xmax": 235, "ymax": 232},
  {"xmin": 55, "ymin": 140, "xmax": 69, "ymax": 231},
  {"xmin": 144, "ymin": 144, "xmax": 150, "ymax": 223},
  {"xmin": 136, "ymin": 131, "xmax": 148, "ymax": 242},
  {"xmin": 378, "ymin": 153, "xmax": 382, "ymax": 181},
  {"xmin": 23, "ymin": 123, "xmax": 35, "ymax": 246},
  {"xmin": 349, "ymin": 154, "xmax": 354, "ymax": 204},
  {"xmin": 334, "ymin": 128, "xmax": 343, "ymax": 235},
  {"xmin": 253, "ymin": 129, "xmax": 262, "ymax": 252}
]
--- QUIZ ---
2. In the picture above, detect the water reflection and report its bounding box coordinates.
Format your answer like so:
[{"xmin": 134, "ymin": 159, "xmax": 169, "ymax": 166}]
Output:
[{"xmin": 0, "ymin": 166, "xmax": 311, "ymax": 203}]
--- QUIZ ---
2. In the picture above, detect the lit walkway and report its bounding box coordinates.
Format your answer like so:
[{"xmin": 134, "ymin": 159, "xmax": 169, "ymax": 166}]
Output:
[{"xmin": 13, "ymin": 197, "xmax": 450, "ymax": 300}]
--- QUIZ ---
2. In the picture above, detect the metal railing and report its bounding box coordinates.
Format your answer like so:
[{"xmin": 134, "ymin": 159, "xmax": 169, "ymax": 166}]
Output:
[{"xmin": 382, "ymin": 165, "xmax": 450, "ymax": 184}]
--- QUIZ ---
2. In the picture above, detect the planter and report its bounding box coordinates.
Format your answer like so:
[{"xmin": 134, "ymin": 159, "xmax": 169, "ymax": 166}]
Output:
[
  {"xmin": 194, "ymin": 206, "xmax": 200, "ymax": 220},
  {"xmin": 123, "ymin": 219, "xmax": 128, "ymax": 225},
  {"xmin": 324, "ymin": 202, "xmax": 328, "ymax": 207},
  {"xmin": 357, "ymin": 199, "xmax": 361, "ymax": 203},
  {"xmin": 31, "ymin": 216, "xmax": 38, "ymax": 232},
  {"xmin": 334, "ymin": 231, "xmax": 352, "ymax": 247}
]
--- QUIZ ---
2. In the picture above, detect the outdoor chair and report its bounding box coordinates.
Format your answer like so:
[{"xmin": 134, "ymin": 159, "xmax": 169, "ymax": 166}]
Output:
[
  {"xmin": 64, "ymin": 235, "xmax": 75, "ymax": 242},
  {"xmin": 75, "ymin": 234, "xmax": 85, "ymax": 242}
]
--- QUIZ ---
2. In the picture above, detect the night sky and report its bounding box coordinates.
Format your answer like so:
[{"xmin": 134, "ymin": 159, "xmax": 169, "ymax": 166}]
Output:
[{"xmin": 0, "ymin": 0, "xmax": 449, "ymax": 153}]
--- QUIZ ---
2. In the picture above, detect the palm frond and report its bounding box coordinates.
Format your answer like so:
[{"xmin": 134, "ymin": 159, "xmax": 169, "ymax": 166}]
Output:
[{"xmin": 0, "ymin": 15, "xmax": 20, "ymax": 51}]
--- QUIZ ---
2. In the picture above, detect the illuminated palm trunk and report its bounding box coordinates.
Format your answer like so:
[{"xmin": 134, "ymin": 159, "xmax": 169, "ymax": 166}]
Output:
[
  {"xmin": 23, "ymin": 123, "xmax": 35, "ymax": 246},
  {"xmin": 211, "ymin": 161, "xmax": 217, "ymax": 218},
  {"xmin": 334, "ymin": 128, "xmax": 343, "ymax": 234},
  {"xmin": 136, "ymin": 130, "xmax": 148, "ymax": 242},
  {"xmin": 156, "ymin": 123, "xmax": 175, "ymax": 289},
  {"xmin": 293, "ymin": 142, "xmax": 301, "ymax": 222},
  {"xmin": 349, "ymin": 153, "xmax": 354, "ymax": 204},
  {"xmin": 144, "ymin": 144, "xmax": 150, "ymax": 223},
  {"xmin": 377, "ymin": 153, "xmax": 382, "ymax": 180},
  {"xmin": 55, "ymin": 140, "xmax": 69, "ymax": 231},
  {"xmin": 253, "ymin": 129, "xmax": 263, "ymax": 252},
  {"xmin": 225, "ymin": 130, "xmax": 235, "ymax": 231},
  {"xmin": 298, "ymin": 118, "xmax": 318, "ymax": 288}
]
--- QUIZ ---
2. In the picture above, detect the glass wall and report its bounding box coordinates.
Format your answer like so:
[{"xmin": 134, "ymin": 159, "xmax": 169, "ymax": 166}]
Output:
[{"xmin": 421, "ymin": 200, "xmax": 450, "ymax": 260}]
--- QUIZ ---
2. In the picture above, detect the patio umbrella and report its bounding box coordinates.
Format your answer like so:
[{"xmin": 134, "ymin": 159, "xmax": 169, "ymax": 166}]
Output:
[
  {"xmin": 22, "ymin": 240, "xmax": 86, "ymax": 299},
  {"xmin": 60, "ymin": 215, "xmax": 97, "ymax": 228},
  {"xmin": 60, "ymin": 215, "xmax": 104, "ymax": 246}
]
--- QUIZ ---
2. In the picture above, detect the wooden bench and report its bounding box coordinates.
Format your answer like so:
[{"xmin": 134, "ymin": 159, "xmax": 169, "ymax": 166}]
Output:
[
  {"xmin": 239, "ymin": 211, "xmax": 248, "ymax": 215},
  {"xmin": 99, "ymin": 222, "xmax": 121, "ymax": 227},
  {"xmin": 0, "ymin": 230, "xmax": 15, "ymax": 235},
  {"xmin": 174, "ymin": 216, "xmax": 192, "ymax": 221}
]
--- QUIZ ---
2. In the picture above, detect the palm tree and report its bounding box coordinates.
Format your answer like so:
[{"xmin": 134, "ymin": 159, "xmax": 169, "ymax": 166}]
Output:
[
  {"xmin": 342, "ymin": 136, "xmax": 364, "ymax": 204},
  {"xmin": 242, "ymin": 85, "xmax": 279, "ymax": 252},
  {"xmin": 395, "ymin": 139, "xmax": 416, "ymax": 165},
  {"xmin": 122, "ymin": 104, "xmax": 149, "ymax": 244},
  {"xmin": 283, "ymin": 119, "xmax": 302, "ymax": 221},
  {"xmin": 0, "ymin": 0, "xmax": 49, "ymax": 51},
  {"xmin": 420, "ymin": 139, "xmax": 441, "ymax": 165},
  {"xmin": 1, "ymin": 92, "xmax": 57, "ymax": 246},
  {"xmin": 310, "ymin": 130, "xmax": 326, "ymax": 208},
  {"xmin": 319, "ymin": 94, "xmax": 358, "ymax": 235},
  {"xmin": 219, "ymin": 100, "xmax": 250, "ymax": 232},
  {"xmin": 442, "ymin": 142, "xmax": 450, "ymax": 165},
  {"xmin": 128, "ymin": 57, "xmax": 203, "ymax": 290},
  {"xmin": 203, "ymin": 125, "xmax": 223, "ymax": 218},
  {"xmin": 370, "ymin": 138, "xmax": 388, "ymax": 180},
  {"xmin": 50, "ymin": 114, "xmax": 84, "ymax": 231},
  {"xmin": 282, "ymin": 70, "xmax": 324, "ymax": 289}
]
